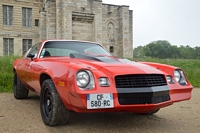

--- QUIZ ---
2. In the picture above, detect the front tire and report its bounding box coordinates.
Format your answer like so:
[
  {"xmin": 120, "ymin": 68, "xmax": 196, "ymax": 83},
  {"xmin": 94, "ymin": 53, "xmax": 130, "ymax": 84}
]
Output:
[
  {"xmin": 40, "ymin": 79, "xmax": 69, "ymax": 126},
  {"xmin": 13, "ymin": 72, "xmax": 29, "ymax": 99},
  {"xmin": 139, "ymin": 109, "xmax": 160, "ymax": 115}
]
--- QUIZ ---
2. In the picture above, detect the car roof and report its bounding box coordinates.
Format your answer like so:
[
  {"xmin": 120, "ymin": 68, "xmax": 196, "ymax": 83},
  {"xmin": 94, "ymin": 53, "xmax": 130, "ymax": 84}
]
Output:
[{"xmin": 42, "ymin": 40, "xmax": 102, "ymax": 46}]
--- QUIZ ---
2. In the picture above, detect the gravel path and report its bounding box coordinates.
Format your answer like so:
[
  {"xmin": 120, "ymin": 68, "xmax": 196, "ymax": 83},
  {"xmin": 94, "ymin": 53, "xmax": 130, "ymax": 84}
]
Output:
[{"xmin": 0, "ymin": 89, "xmax": 199, "ymax": 133}]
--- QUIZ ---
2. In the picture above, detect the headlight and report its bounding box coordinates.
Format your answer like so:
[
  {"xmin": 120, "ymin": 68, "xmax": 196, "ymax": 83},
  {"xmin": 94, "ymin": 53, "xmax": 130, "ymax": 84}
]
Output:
[
  {"xmin": 174, "ymin": 70, "xmax": 181, "ymax": 82},
  {"xmin": 76, "ymin": 71, "xmax": 90, "ymax": 87},
  {"xmin": 179, "ymin": 70, "xmax": 187, "ymax": 85},
  {"xmin": 166, "ymin": 76, "xmax": 174, "ymax": 84},
  {"xmin": 174, "ymin": 70, "xmax": 187, "ymax": 85},
  {"xmin": 98, "ymin": 78, "xmax": 110, "ymax": 86},
  {"xmin": 76, "ymin": 70, "xmax": 94, "ymax": 90}
]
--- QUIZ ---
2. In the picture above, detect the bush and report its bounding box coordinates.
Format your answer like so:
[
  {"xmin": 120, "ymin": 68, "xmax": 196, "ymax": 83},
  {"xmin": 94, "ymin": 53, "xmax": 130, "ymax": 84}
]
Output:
[{"xmin": 0, "ymin": 56, "xmax": 20, "ymax": 92}]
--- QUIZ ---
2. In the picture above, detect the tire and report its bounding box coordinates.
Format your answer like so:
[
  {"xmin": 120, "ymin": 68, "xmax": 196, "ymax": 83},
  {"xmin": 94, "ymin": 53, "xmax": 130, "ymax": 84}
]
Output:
[
  {"xmin": 40, "ymin": 79, "xmax": 69, "ymax": 126},
  {"xmin": 13, "ymin": 72, "xmax": 29, "ymax": 99},
  {"xmin": 140, "ymin": 109, "xmax": 160, "ymax": 115}
]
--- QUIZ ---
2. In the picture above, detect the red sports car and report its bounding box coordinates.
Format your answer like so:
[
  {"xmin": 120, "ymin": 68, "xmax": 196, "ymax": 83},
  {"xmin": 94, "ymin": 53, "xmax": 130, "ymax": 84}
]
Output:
[{"xmin": 13, "ymin": 40, "xmax": 193, "ymax": 126}]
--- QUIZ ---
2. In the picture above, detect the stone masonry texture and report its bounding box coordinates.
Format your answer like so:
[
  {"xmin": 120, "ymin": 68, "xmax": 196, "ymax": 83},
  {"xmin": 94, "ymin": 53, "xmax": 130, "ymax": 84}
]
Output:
[{"xmin": 0, "ymin": 0, "xmax": 133, "ymax": 58}]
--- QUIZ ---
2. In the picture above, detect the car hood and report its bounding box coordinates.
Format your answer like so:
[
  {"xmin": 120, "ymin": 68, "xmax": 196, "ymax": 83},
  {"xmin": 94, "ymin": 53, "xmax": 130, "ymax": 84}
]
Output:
[{"xmin": 69, "ymin": 54, "xmax": 164, "ymax": 76}]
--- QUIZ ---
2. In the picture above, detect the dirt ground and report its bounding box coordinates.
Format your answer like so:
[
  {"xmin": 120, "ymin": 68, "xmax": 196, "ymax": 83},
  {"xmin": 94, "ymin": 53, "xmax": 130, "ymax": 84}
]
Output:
[{"xmin": 0, "ymin": 89, "xmax": 199, "ymax": 133}]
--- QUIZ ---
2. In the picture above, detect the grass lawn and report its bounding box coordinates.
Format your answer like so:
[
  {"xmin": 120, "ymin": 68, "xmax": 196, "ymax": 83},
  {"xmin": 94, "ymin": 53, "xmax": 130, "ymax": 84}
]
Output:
[{"xmin": 0, "ymin": 56, "xmax": 199, "ymax": 92}]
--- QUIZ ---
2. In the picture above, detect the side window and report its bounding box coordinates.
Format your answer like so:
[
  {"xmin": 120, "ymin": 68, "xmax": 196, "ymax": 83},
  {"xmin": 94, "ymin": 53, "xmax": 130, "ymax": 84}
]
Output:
[{"xmin": 26, "ymin": 43, "xmax": 41, "ymax": 58}]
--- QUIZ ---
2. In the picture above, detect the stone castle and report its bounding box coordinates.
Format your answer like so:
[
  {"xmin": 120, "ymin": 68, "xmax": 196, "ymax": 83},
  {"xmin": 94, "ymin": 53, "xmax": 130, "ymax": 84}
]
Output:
[{"xmin": 0, "ymin": 0, "xmax": 133, "ymax": 58}]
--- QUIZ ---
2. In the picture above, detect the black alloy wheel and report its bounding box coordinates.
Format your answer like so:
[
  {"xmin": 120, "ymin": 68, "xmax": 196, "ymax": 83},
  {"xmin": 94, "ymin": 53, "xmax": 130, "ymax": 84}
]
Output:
[
  {"xmin": 42, "ymin": 86, "xmax": 52, "ymax": 119},
  {"xmin": 40, "ymin": 79, "xmax": 69, "ymax": 126}
]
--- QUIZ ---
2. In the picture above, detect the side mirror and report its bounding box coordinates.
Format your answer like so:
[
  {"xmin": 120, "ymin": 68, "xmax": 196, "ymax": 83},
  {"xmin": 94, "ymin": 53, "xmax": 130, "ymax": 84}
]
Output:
[{"xmin": 27, "ymin": 53, "xmax": 35, "ymax": 60}]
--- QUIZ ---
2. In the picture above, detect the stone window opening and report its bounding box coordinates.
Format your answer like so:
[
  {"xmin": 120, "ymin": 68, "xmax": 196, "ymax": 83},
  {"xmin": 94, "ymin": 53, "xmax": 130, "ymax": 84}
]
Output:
[
  {"xmin": 35, "ymin": 19, "xmax": 39, "ymax": 26},
  {"xmin": 2, "ymin": 5, "xmax": 13, "ymax": 25},
  {"xmin": 107, "ymin": 22, "xmax": 114, "ymax": 41},
  {"xmin": 22, "ymin": 39, "xmax": 32, "ymax": 55},
  {"xmin": 22, "ymin": 7, "xmax": 32, "ymax": 27},
  {"xmin": 109, "ymin": 46, "xmax": 114, "ymax": 54},
  {"xmin": 3, "ymin": 38, "xmax": 14, "ymax": 55}
]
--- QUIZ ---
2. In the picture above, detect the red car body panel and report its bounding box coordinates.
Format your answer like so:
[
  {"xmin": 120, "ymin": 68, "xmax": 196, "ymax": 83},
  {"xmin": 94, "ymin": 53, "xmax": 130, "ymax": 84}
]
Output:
[{"xmin": 13, "ymin": 40, "xmax": 193, "ymax": 113}]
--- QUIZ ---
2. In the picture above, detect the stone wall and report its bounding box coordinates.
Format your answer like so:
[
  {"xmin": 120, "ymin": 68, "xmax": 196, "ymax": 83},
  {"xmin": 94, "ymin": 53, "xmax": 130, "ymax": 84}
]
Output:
[
  {"xmin": 0, "ymin": 0, "xmax": 41, "ymax": 56},
  {"xmin": 42, "ymin": 0, "xmax": 133, "ymax": 58},
  {"xmin": 0, "ymin": 0, "xmax": 133, "ymax": 58},
  {"xmin": 72, "ymin": 12, "xmax": 94, "ymax": 41}
]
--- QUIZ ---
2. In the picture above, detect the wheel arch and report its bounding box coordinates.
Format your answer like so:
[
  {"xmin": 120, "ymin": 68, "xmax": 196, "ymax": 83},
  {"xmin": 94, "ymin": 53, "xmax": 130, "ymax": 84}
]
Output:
[
  {"xmin": 39, "ymin": 72, "xmax": 72, "ymax": 111},
  {"xmin": 40, "ymin": 73, "xmax": 52, "ymax": 88}
]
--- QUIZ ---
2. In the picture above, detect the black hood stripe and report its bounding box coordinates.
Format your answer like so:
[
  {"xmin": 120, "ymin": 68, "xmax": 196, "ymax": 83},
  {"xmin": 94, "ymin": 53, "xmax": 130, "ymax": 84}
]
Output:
[{"xmin": 70, "ymin": 53, "xmax": 122, "ymax": 64}]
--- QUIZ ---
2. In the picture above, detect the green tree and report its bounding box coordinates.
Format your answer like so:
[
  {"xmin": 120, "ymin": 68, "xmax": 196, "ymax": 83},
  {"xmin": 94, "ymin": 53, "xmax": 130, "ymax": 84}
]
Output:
[
  {"xmin": 179, "ymin": 45, "xmax": 195, "ymax": 59},
  {"xmin": 133, "ymin": 40, "xmax": 198, "ymax": 59},
  {"xmin": 170, "ymin": 45, "xmax": 180, "ymax": 59},
  {"xmin": 193, "ymin": 46, "xmax": 200, "ymax": 59},
  {"xmin": 144, "ymin": 40, "xmax": 172, "ymax": 58},
  {"xmin": 133, "ymin": 46, "xmax": 145, "ymax": 58}
]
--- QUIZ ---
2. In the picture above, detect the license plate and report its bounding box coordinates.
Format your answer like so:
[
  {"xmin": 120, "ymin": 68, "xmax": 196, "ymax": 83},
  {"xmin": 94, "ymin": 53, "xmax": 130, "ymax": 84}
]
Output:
[{"xmin": 87, "ymin": 94, "xmax": 114, "ymax": 109}]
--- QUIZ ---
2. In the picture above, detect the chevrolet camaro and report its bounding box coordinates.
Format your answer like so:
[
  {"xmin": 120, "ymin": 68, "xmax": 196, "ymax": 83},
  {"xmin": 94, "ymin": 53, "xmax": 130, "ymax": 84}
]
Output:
[{"xmin": 13, "ymin": 40, "xmax": 193, "ymax": 126}]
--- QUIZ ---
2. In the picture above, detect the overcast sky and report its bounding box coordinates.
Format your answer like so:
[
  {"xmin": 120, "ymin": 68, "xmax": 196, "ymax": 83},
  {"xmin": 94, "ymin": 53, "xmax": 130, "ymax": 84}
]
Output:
[{"xmin": 103, "ymin": 0, "xmax": 200, "ymax": 48}]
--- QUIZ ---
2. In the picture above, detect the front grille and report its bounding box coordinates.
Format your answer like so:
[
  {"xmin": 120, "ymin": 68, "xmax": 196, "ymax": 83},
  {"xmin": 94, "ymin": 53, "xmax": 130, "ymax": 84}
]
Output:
[{"xmin": 115, "ymin": 74, "xmax": 167, "ymax": 88}]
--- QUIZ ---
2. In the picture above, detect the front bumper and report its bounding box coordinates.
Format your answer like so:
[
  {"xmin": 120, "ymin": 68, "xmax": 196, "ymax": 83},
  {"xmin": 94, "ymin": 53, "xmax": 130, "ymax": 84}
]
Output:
[{"xmin": 64, "ymin": 85, "xmax": 192, "ymax": 113}]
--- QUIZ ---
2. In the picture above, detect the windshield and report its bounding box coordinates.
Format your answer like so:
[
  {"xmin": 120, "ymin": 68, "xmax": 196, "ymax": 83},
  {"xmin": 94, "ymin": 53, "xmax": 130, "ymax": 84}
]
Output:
[{"xmin": 40, "ymin": 41, "xmax": 110, "ymax": 57}]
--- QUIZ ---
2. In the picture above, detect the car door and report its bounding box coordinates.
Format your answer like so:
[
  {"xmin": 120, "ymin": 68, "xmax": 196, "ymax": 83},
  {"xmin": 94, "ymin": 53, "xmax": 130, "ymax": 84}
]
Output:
[{"xmin": 17, "ymin": 43, "xmax": 41, "ymax": 90}]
